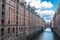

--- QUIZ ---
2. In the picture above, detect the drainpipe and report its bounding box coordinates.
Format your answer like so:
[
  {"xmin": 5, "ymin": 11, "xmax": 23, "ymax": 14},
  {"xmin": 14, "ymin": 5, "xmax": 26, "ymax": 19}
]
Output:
[{"xmin": 16, "ymin": 1, "xmax": 18, "ymax": 37}]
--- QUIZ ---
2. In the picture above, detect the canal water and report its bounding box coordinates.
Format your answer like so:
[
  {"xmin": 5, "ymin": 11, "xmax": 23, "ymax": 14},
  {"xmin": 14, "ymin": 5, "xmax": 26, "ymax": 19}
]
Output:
[{"xmin": 31, "ymin": 28, "xmax": 60, "ymax": 40}]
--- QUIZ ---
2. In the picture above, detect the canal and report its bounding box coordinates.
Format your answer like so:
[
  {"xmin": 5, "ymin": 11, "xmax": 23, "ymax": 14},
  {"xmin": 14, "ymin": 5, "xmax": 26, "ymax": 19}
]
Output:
[{"xmin": 31, "ymin": 28, "xmax": 60, "ymax": 40}]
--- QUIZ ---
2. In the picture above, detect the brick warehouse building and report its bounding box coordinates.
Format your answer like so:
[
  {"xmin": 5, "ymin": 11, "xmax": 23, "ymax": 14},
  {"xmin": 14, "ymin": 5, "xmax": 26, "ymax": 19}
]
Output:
[
  {"xmin": 0, "ymin": 0, "xmax": 46, "ymax": 40},
  {"xmin": 51, "ymin": 4, "xmax": 60, "ymax": 37}
]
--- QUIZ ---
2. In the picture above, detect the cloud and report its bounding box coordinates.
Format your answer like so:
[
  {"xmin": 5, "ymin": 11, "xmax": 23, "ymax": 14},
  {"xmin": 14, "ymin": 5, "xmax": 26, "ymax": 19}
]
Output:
[
  {"xmin": 29, "ymin": 0, "xmax": 54, "ymax": 9},
  {"xmin": 35, "ymin": 10, "xmax": 55, "ymax": 19},
  {"xmin": 35, "ymin": 9, "xmax": 40, "ymax": 12},
  {"xmin": 40, "ymin": 10, "xmax": 55, "ymax": 22},
  {"xmin": 40, "ymin": 10, "xmax": 55, "ymax": 15},
  {"xmin": 30, "ymin": 0, "xmax": 41, "ymax": 8},
  {"xmin": 41, "ymin": 1, "xmax": 54, "ymax": 8},
  {"xmin": 35, "ymin": 10, "xmax": 55, "ymax": 22},
  {"xmin": 26, "ymin": 0, "xmax": 32, "ymax": 3},
  {"xmin": 26, "ymin": 0, "xmax": 55, "ymax": 23}
]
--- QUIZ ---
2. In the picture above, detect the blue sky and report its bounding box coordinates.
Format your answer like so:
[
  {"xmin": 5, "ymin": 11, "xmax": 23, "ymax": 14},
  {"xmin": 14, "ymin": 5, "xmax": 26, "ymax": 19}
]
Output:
[
  {"xmin": 41, "ymin": 0, "xmax": 60, "ymax": 23},
  {"xmin": 41, "ymin": 0, "xmax": 60, "ymax": 10},
  {"xmin": 26, "ymin": 0, "xmax": 60, "ymax": 23}
]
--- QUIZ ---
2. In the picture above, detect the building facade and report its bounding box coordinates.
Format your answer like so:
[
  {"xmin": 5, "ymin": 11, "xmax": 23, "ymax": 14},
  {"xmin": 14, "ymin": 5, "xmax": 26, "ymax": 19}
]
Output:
[
  {"xmin": 0, "ymin": 0, "xmax": 45, "ymax": 40},
  {"xmin": 51, "ymin": 4, "xmax": 60, "ymax": 37}
]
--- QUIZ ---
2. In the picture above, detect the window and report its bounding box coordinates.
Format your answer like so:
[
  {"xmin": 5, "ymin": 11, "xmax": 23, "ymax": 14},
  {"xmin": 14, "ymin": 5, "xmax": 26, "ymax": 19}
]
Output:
[
  {"xmin": 8, "ymin": 28, "xmax": 10, "ymax": 33},
  {"xmin": 1, "ymin": 19, "xmax": 4, "ymax": 26},
  {"xmin": 2, "ymin": 0, "xmax": 5, "ymax": 11},
  {"xmin": 2, "ymin": 7, "xmax": 4, "ymax": 12},
  {"xmin": 1, "ymin": 28, "xmax": 4, "ymax": 36},
  {"xmin": 13, "ymin": 9, "xmax": 15, "ymax": 14},
  {"xmin": 16, "ymin": 28, "xmax": 18, "ymax": 36},
  {"xmin": 1, "ymin": 38, "xmax": 3, "ymax": 40},
  {"xmin": 2, "ymin": 0, "xmax": 5, "ymax": 5},
  {"xmin": 16, "ymin": 21, "xmax": 18, "ymax": 26},
  {"xmin": 13, "ymin": 28, "xmax": 14, "ymax": 33},
  {"xmin": 8, "ymin": 21, "xmax": 10, "ymax": 25},
  {"xmin": 2, "ymin": 12, "xmax": 4, "ymax": 17},
  {"xmin": 13, "ymin": 15, "xmax": 15, "ymax": 22},
  {"xmin": 2, "ymin": 1, "xmax": 5, "ymax": 19}
]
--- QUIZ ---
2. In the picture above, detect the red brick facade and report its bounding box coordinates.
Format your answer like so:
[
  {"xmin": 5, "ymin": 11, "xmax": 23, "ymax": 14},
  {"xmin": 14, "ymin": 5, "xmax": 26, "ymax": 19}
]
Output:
[
  {"xmin": 51, "ymin": 4, "xmax": 60, "ymax": 36},
  {"xmin": 0, "ymin": 0, "xmax": 45, "ymax": 40}
]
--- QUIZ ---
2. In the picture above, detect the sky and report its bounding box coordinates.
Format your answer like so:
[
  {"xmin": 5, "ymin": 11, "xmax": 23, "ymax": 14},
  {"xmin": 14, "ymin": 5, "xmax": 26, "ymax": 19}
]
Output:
[{"xmin": 26, "ymin": 0, "xmax": 60, "ymax": 23}]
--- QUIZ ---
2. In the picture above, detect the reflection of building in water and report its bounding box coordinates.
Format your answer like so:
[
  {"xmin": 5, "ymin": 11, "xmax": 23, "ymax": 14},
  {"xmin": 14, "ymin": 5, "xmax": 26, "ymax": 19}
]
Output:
[{"xmin": 0, "ymin": 0, "xmax": 45, "ymax": 40}]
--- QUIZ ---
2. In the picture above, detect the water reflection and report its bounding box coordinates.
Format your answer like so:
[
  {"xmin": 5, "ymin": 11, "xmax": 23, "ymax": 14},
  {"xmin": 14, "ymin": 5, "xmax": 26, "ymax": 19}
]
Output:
[
  {"xmin": 45, "ymin": 28, "xmax": 52, "ymax": 32},
  {"xmin": 32, "ymin": 28, "xmax": 60, "ymax": 40}
]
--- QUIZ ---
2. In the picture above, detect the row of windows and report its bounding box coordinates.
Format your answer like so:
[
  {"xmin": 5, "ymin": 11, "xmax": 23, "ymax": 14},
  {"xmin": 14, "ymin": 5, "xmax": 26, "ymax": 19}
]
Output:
[
  {"xmin": 6, "ymin": 0, "xmax": 24, "ymax": 11},
  {"xmin": 1, "ymin": 0, "xmax": 5, "ymax": 26},
  {"xmin": 0, "ymin": 27, "xmax": 15, "ymax": 36},
  {"xmin": 0, "ymin": 27, "xmax": 26, "ymax": 36},
  {"xmin": 1, "ymin": 0, "xmax": 41, "ymax": 26}
]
